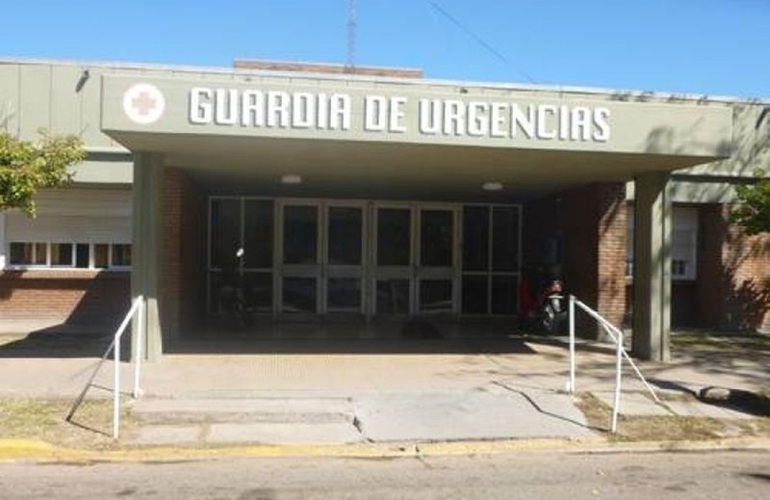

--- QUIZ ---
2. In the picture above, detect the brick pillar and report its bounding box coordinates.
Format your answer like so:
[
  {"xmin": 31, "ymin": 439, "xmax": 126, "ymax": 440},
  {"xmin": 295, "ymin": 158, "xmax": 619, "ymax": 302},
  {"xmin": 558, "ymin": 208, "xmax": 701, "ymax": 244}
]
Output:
[
  {"xmin": 162, "ymin": 167, "xmax": 205, "ymax": 341},
  {"xmin": 596, "ymin": 183, "xmax": 628, "ymax": 326},
  {"xmin": 561, "ymin": 182, "xmax": 627, "ymax": 336}
]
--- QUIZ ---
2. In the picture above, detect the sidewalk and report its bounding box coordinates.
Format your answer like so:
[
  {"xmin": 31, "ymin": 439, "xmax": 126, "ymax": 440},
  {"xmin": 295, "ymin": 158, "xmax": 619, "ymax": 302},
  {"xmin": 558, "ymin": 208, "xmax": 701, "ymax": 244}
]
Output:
[{"xmin": 1, "ymin": 325, "xmax": 768, "ymax": 458}]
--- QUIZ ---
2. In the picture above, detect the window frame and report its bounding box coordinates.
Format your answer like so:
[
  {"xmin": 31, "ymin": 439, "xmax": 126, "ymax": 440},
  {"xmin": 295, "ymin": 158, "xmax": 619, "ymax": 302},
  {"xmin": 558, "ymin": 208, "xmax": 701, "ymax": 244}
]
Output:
[
  {"xmin": 626, "ymin": 204, "xmax": 698, "ymax": 282},
  {"xmin": 5, "ymin": 242, "xmax": 132, "ymax": 271}
]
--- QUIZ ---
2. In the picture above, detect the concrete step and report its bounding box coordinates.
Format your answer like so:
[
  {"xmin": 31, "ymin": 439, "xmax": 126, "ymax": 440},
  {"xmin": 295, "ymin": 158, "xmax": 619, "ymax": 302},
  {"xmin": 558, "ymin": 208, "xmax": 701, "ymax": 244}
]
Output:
[{"xmin": 131, "ymin": 397, "xmax": 355, "ymax": 425}]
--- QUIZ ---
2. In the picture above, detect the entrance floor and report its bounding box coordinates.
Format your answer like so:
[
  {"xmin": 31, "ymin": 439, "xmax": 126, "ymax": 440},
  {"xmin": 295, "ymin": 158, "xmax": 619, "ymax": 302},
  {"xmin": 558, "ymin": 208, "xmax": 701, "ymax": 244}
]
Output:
[{"xmin": 175, "ymin": 318, "xmax": 524, "ymax": 354}]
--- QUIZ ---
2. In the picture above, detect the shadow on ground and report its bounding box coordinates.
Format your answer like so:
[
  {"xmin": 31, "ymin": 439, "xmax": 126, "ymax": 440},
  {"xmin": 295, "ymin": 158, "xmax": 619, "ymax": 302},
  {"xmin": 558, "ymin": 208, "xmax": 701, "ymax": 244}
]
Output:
[
  {"xmin": 698, "ymin": 386, "xmax": 770, "ymax": 418},
  {"xmin": 0, "ymin": 320, "xmax": 548, "ymax": 357},
  {"xmin": 0, "ymin": 325, "xmax": 125, "ymax": 359}
]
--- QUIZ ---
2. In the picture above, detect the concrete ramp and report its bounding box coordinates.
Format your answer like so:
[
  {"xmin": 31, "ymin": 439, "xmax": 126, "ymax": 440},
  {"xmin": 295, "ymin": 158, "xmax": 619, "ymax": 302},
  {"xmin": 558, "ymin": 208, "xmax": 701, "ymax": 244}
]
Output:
[{"xmin": 128, "ymin": 388, "xmax": 594, "ymax": 446}]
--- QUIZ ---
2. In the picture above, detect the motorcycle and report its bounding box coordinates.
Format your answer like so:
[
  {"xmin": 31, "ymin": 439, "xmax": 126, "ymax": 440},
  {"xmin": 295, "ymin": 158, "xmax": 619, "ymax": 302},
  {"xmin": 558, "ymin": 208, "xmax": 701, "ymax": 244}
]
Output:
[
  {"xmin": 519, "ymin": 277, "xmax": 567, "ymax": 335},
  {"xmin": 537, "ymin": 279, "xmax": 567, "ymax": 334}
]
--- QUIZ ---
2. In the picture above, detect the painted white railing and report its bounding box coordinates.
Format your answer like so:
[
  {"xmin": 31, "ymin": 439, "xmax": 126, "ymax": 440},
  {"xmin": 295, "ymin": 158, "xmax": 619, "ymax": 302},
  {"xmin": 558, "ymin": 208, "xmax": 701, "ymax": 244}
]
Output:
[
  {"xmin": 66, "ymin": 295, "xmax": 145, "ymax": 439},
  {"xmin": 567, "ymin": 295, "xmax": 659, "ymax": 433}
]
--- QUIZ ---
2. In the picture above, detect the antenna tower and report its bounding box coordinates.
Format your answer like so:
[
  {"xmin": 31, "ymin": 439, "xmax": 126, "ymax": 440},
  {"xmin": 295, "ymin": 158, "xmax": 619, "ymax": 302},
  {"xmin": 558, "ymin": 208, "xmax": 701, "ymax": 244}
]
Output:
[{"xmin": 346, "ymin": 0, "xmax": 357, "ymax": 72}]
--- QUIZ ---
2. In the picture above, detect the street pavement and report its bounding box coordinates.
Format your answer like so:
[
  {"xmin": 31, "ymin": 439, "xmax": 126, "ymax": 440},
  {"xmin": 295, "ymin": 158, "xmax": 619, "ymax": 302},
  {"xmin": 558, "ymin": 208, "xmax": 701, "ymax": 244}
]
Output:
[{"xmin": 0, "ymin": 321, "xmax": 768, "ymax": 453}]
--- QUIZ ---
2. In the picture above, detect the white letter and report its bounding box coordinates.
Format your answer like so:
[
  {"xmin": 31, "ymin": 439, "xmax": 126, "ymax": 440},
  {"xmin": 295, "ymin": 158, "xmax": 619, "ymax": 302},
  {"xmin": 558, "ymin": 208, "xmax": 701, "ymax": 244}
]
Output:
[
  {"xmin": 189, "ymin": 87, "xmax": 212, "ymax": 124},
  {"xmin": 467, "ymin": 102, "xmax": 488, "ymax": 136},
  {"xmin": 510, "ymin": 104, "xmax": 535, "ymax": 138},
  {"xmin": 571, "ymin": 106, "xmax": 592, "ymax": 141},
  {"xmin": 537, "ymin": 105, "xmax": 558, "ymax": 139},
  {"xmin": 490, "ymin": 102, "xmax": 508, "ymax": 138},
  {"xmin": 419, "ymin": 99, "xmax": 441, "ymax": 134},
  {"xmin": 593, "ymin": 108, "xmax": 611, "ymax": 142},
  {"xmin": 267, "ymin": 91, "xmax": 290, "ymax": 128},
  {"xmin": 389, "ymin": 97, "xmax": 407, "ymax": 133},
  {"xmin": 317, "ymin": 93, "xmax": 328, "ymax": 129},
  {"xmin": 329, "ymin": 94, "xmax": 351, "ymax": 130},
  {"xmin": 292, "ymin": 93, "xmax": 314, "ymax": 129},
  {"xmin": 241, "ymin": 90, "xmax": 264, "ymax": 127},
  {"xmin": 443, "ymin": 100, "xmax": 465, "ymax": 136},
  {"xmin": 364, "ymin": 95, "xmax": 387, "ymax": 131},
  {"xmin": 559, "ymin": 106, "xmax": 570, "ymax": 140},
  {"xmin": 215, "ymin": 88, "xmax": 238, "ymax": 125}
]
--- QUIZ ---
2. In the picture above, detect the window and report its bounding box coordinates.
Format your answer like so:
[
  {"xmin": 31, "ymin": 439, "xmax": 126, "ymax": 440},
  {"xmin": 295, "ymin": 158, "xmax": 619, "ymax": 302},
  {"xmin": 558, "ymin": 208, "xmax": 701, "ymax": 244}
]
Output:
[
  {"xmin": 626, "ymin": 205, "xmax": 698, "ymax": 281},
  {"xmin": 671, "ymin": 224, "xmax": 697, "ymax": 280},
  {"xmin": 461, "ymin": 205, "xmax": 522, "ymax": 315},
  {"xmin": 94, "ymin": 244, "xmax": 110, "ymax": 268},
  {"xmin": 111, "ymin": 244, "xmax": 132, "ymax": 267},
  {"xmin": 6, "ymin": 242, "xmax": 132, "ymax": 270},
  {"xmin": 9, "ymin": 242, "xmax": 46, "ymax": 266}
]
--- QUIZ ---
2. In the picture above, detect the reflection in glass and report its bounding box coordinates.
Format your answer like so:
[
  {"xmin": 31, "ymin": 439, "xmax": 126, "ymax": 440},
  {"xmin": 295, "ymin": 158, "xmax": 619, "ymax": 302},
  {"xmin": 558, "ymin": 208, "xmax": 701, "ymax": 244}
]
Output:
[
  {"xmin": 210, "ymin": 199, "xmax": 241, "ymax": 269},
  {"xmin": 492, "ymin": 206, "xmax": 520, "ymax": 272},
  {"xmin": 491, "ymin": 275, "xmax": 518, "ymax": 315},
  {"xmin": 112, "ymin": 244, "xmax": 132, "ymax": 267},
  {"xmin": 75, "ymin": 243, "xmax": 89, "ymax": 268},
  {"xmin": 462, "ymin": 275, "xmax": 488, "ymax": 314},
  {"xmin": 377, "ymin": 209, "xmax": 411, "ymax": 266},
  {"xmin": 244, "ymin": 272, "xmax": 273, "ymax": 312},
  {"xmin": 244, "ymin": 200, "xmax": 274, "ymax": 268},
  {"xmin": 50, "ymin": 243, "xmax": 73, "ymax": 266},
  {"xmin": 419, "ymin": 279, "xmax": 453, "ymax": 313},
  {"xmin": 9, "ymin": 243, "xmax": 32, "ymax": 265},
  {"xmin": 283, "ymin": 277, "xmax": 317, "ymax": 313},
  {"xmin": 376, "ymin": 279, "xmax": 410, "ymax": 314},
  {"xmin": 328, "ymin": 207, "xmax": 362, "ymax": 265},
  {"xmin": 283, "ymin": 205, "xmax": 318, "ymax": 265},
  {"xmin": 420, "ymin": 210, "xmax": 453, "ymax": 267},
  {"xmin": 462, "ymin": 206, "xmax": 489, "ymax": 271},
  {"xmin": 209, "ymin": 271, "xmax": 273, "ymax": 314},
  {"xmin": 327, "ymin": 278, "xmax": 361, "ymax": 310},
  {"xmin": 94, "ymin": 244, "xmax": 109, "ymax": 268}
]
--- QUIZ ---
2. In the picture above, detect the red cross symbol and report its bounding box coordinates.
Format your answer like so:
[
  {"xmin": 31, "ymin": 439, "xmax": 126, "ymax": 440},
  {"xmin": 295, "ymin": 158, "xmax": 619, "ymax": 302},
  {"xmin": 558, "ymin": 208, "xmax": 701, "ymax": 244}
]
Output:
[{"xmin": 131, "ymin": 91, "xmax": 157, "ymax": 116}]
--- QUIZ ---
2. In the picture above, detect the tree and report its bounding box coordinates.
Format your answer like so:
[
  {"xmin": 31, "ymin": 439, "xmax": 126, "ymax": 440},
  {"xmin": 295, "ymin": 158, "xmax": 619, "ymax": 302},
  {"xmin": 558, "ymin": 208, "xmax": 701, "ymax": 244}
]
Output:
[
  {"xmin": 731, "ymin": 169, "xmax": 770, "ymax": 235},
  {"xmin": 0, "ymin": 131, "xmax": 86, "ymax": 217}
]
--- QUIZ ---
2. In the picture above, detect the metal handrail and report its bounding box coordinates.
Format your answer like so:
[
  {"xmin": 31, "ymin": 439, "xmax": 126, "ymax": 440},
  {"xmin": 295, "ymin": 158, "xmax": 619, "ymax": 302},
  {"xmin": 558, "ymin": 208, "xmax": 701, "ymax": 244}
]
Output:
[
  {"xmin": 66, "ymin": 295, "xmax": 145, "ymax": 439},
  {"xmin": 567, "ymin": 295, "xmax": 659, "ymax": 433}
]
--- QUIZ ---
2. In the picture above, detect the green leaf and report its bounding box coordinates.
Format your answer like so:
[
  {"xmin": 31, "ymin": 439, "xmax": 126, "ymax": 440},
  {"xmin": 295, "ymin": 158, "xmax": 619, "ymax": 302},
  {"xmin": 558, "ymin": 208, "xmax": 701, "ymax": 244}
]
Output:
[{"xmin": 0, "ymin": 131, "xmax": 85, "ymax": 218}]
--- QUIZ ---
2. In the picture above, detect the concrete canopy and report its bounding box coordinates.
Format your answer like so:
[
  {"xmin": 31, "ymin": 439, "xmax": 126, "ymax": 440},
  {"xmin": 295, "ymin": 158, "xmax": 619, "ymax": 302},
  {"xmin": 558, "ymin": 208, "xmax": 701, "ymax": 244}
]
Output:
[
  {"xmin": 104, "ymin": 132, "xmax": 726, "ymax": 201},
  {"xmin": 101, "ymin": 72, "xmax": 733, "ymax": 199}
]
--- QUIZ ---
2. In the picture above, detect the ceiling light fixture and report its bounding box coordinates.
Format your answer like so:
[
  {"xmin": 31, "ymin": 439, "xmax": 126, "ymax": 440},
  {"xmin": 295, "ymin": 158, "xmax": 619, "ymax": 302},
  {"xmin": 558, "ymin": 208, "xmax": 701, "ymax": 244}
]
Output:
[
  {"xmin": 482, "ymin": 181, "xmax": 503, "ymax": 191},
  {"xmin": 281, "ymin": 174, "xmax": 302, "ymax": 184}
]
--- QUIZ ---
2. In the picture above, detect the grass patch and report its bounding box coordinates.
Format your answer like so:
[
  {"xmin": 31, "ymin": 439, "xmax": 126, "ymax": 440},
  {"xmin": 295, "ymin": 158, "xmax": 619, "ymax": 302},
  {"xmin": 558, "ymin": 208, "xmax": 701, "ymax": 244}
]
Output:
[
  {"xmin": 671, "ymin": 332, "xmax": 770, "ymax": 353},
  {"xmin": 0, "ymin": 398, "xmax": 137, "ymax": 450},
  {"xmin": 575, "ymin": 392, "xmax": 770, "ymax": 442}
]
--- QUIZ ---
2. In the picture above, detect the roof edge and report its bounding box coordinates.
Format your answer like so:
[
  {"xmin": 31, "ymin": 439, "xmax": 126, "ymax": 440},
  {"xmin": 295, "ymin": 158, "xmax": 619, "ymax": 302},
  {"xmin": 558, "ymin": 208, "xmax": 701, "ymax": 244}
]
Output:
[{"xmin": 1, "ymin": 56, "xmax": 768, "ymax": 105}]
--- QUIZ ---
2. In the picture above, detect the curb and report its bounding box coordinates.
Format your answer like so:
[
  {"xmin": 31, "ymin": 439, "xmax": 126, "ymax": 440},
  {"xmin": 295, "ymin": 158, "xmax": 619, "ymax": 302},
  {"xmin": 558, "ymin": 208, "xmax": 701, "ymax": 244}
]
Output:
[{"xmin": 2, "ymin": 436, "xmax": 769, "ymax": 464}]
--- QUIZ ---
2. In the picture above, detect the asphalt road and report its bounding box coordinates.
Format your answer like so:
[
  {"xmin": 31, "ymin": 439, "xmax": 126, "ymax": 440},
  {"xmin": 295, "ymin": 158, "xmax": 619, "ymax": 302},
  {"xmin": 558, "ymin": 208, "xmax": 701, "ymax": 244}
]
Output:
[{"xmin": 1, "ymin": 450, "xmax": 768, "ymax": 499}]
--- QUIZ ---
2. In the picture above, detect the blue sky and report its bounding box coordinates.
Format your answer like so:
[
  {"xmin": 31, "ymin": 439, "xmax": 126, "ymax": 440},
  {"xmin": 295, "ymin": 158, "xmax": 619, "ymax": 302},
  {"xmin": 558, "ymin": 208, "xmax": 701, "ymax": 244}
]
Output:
[{"xmin": 4, "ymin": 0, "xmax": 769, "ymax": 98}]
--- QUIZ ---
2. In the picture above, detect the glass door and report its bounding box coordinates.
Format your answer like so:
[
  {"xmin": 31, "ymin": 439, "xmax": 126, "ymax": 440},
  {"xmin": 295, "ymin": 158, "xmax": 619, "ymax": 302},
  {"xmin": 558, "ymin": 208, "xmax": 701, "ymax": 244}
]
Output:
[
  {"xmin": 242, "ymin": 199, "xmax": 274, "ymax": 313},
  {"xmin": 324, "ymin": 203, "xmax": 366, "ymax": 315},
  {"xmin": 280, "ymin": 202, "xmax": 321, "ymax": 315},
  {"xmin": 208, "ymin": 197, "xmax": 241, "ymax": 315},
  {"xmin": 417, "ymin": 206, "xmax": 458, "ymax": 314},
  {"xmin": 373, "ymin": 205, "xmax": 414, "ymax": 316}
]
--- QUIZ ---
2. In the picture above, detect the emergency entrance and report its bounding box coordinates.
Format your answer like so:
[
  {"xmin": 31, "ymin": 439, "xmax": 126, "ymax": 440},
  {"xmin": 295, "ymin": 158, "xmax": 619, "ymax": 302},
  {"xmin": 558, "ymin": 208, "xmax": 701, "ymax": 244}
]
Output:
[{"xmin": 208, "ymin": 197, "xmax": 522, "ymax": 320}]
